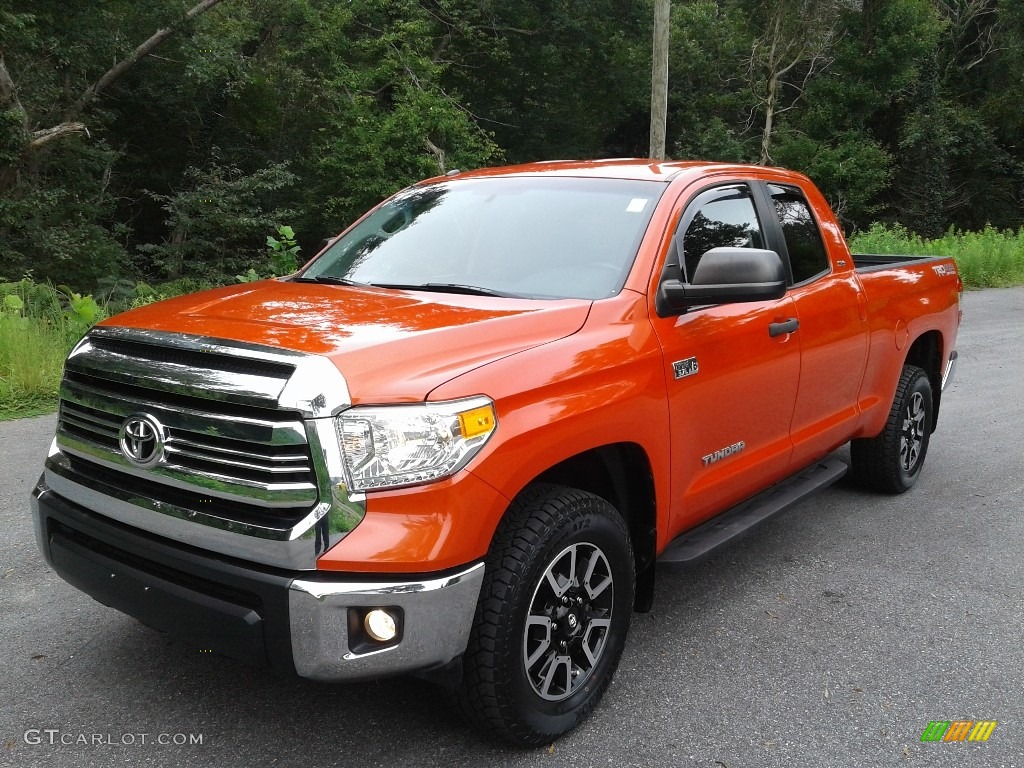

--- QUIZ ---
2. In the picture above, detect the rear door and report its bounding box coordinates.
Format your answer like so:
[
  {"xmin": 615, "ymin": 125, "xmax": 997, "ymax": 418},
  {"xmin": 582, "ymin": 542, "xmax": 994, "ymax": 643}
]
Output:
[
  {"xmin": 761, "ymin": 182, "xmax": 869, "ymax": 466},
  {"xmin": 649, "ymin": 182, "xmax": 801, "ymax": 535}
]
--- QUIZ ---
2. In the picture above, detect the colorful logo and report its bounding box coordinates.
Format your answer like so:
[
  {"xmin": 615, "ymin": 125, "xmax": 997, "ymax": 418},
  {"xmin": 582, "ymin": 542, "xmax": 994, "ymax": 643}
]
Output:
[{"xmin": 920, "ymin": 720, "xmax": 997, "ymax": 742}]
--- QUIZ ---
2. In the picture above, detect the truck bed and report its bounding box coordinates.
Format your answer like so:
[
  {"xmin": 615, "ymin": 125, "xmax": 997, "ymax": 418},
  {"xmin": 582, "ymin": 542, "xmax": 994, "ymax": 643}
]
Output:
[{"xmin": 853, "ymin": 253, "xmax": 949, "ymax": 271}]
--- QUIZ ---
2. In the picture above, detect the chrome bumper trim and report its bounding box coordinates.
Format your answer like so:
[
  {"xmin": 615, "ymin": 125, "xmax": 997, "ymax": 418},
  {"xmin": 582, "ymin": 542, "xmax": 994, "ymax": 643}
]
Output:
[
  {"xmin": 42, "ymin": 444, "xmax": 363, "ymax": 571},
  {"xmin": 288, "ymin": 562, "xmax": 485, "ymax": 681},
  {"xmin": 942, "ymin": 350, "xmax": 958, "ymax": 391}
]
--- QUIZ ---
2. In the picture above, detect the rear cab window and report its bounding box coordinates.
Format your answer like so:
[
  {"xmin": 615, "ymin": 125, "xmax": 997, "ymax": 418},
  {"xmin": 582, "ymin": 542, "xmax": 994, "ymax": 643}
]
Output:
[{"xmin": 767, "ymin": 184, "xmax": 830, "ymax": 284}]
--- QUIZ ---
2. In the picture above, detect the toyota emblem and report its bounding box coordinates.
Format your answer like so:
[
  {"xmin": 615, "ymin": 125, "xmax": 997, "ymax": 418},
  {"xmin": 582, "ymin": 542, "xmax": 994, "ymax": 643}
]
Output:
[{"xmin": 118, "ymin": 414, "xmax": 165, "ymax": 468}]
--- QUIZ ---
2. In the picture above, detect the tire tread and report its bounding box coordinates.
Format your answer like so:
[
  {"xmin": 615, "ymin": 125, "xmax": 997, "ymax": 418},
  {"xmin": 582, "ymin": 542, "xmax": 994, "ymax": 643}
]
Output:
[
  {"xmin": 850, "ymin": 365, "xmax": 931, "ymax": 494},
  {"xmin": 455, "ymin": 483, "xmax": 632, "ymax": 746}
]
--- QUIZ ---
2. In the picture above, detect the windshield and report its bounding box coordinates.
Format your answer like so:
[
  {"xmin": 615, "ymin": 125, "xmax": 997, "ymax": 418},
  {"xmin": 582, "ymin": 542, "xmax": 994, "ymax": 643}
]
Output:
[{"xmin": 301, "ymin": 176, "xmax": 665, "ymax": 300}]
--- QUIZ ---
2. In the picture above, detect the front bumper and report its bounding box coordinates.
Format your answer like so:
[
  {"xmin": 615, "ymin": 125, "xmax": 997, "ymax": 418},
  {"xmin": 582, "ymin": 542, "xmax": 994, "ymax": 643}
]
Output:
[{"xmin": 31, "ymin": 479, "xmax": 484, "ymax": 682}]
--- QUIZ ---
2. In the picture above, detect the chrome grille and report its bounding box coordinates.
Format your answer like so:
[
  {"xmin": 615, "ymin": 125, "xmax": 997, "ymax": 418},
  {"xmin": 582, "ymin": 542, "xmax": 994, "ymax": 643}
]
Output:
[
  {"xmin": 43, "ymin": 326, "xmax": 365, "ymax": 570},
  {"xmin": 55, "ymin": 335, "xmax": 319, "ymax": 515},
  {"xmin": 59, "ymin": 400, "xmax": 314, "ymax": 486}
]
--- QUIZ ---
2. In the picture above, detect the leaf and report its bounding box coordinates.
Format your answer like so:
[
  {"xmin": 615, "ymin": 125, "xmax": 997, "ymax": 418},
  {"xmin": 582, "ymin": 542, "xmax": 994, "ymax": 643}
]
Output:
[
  {"xmin": 3, "ymin": 294, "xmax": 24, "ymax": 312},
  {"xmin": 235, "ymin": 268, "xmax": 261, "ymax": 283},
  {"xmin": 66, "ymin": 294, "xmax": 102, "ymax": 324}
]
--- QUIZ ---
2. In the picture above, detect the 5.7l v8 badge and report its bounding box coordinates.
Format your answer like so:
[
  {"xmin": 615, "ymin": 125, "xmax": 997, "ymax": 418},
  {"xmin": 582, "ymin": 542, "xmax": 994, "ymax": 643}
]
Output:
[{"xmin": 672, "ymin": 357, "xmax": 699, "ymax": 379}]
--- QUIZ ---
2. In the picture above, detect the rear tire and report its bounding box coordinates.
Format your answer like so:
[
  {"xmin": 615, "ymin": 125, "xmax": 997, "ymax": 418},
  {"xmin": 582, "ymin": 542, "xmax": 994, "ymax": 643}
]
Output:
[
  {"xmin": 456, "ymin": 483, "xmax": 634, "ymax": 746},
  {"xmin": 850, "ymin": 364, "xmax": 933, "ymax": 494}
]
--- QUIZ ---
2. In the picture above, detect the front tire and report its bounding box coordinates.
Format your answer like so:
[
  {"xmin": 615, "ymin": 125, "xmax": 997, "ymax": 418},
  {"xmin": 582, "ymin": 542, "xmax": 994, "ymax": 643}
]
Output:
[
  {"xmin": 456, "ymin": 484, "xmax": 635, "ymax": 746},
  {"xmin": 851, "ymin": 364, "xmax": 933, "ymax": 493}
]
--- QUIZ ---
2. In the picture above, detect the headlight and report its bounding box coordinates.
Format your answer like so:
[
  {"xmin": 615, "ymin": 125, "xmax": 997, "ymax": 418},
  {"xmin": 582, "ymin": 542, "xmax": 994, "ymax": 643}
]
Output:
[{"xmin": 335, "ymin": 396, "xmax": 497, "ymax": 491}]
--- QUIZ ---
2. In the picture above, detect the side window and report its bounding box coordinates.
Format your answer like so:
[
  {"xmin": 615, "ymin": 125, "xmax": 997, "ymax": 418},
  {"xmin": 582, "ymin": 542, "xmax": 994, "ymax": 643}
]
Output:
[
  {"xmin": 679, "ymin": 186, "xmax": 764, "ymax": 282},
  {"xmin": 768, "ymin": 184, "xmax": 829, "ymax": 284}
]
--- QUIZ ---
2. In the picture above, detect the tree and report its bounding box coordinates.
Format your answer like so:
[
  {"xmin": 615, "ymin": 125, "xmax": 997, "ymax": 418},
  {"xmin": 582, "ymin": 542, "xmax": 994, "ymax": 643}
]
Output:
[
  {"xmin": 4, "ymin": 0, "xmax": 1024, "ymax": 290},
  {"xmin": 0, "ymin": 1, "xmax": 229, "ymax": 285},
  {"xmin": 0, "ymin": 0, "xmax": 227, "ymax": 156},
  {"xmin": 764, "ymin": 0, "xmax": 944, "ymax": 228},
  {"xmin": 743, "ymin": 0, "xmax": 848, "ymax": 165},
  {"xmin": 665, "ymin": 1, "xmax": 755, "ymax": 162}
]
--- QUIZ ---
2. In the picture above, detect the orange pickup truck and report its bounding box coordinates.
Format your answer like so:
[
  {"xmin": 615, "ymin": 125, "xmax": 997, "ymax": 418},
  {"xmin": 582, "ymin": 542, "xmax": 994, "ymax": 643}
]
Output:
[{"xmin": 32, "ymin": 160, "xmax": 961, "ymax": 745}]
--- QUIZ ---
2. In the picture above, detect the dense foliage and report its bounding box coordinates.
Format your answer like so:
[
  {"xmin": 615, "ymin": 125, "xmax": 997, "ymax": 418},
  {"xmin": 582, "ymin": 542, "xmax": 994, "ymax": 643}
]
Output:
[{"xmin": 1, "ymin": 0, "xmax": 1023, "ymax": 290}]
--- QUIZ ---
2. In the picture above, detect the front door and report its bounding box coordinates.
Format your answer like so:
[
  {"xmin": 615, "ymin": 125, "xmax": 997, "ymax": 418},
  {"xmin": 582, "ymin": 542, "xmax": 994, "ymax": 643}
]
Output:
[{"xmin": 649, "ymin": 183, "xmax": 801, "ymax": 538}]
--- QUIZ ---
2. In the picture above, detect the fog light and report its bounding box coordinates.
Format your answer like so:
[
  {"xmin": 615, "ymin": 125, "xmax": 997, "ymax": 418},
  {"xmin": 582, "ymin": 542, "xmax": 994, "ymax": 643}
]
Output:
[{"xmin": 364, "ymin": 609, "xmax": 398, "ymax": 642}]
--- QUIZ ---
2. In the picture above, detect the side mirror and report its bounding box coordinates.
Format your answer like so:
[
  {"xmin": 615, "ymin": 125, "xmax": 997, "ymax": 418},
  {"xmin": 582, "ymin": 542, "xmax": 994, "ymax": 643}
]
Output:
[{"xmin": 656, "ymin": 247, "xmax": 787, "ymax": 316}]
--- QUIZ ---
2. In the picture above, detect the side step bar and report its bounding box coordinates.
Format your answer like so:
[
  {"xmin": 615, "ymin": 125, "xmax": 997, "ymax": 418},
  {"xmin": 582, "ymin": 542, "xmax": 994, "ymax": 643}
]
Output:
[{"xmin": 657, "ymin": 456, "xmax": 848, "ymax": 567}]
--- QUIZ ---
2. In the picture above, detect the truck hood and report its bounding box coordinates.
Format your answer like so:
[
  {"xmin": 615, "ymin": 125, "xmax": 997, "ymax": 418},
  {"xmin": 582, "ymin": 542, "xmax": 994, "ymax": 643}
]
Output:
[{"xmin": 101, "ymin": 279, "xmax": 592, "ymax": 403}]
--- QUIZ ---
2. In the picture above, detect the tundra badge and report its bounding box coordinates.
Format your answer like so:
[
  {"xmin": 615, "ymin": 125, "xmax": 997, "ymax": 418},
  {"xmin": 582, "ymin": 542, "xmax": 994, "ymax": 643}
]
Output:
[{"xmin": 702, "ymin": 441, "xmax": 746, "ymax": 466}]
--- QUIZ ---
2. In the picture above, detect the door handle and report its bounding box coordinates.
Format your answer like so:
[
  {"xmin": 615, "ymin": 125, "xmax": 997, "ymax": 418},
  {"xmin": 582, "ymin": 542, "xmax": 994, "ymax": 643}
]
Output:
[{"xmin": 769, "ymin": 318, "xmax": 799, "ymax": 337}]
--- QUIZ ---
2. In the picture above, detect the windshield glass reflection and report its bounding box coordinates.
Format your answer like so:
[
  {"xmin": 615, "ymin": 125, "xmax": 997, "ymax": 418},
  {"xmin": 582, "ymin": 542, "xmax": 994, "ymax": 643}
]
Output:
[{"xmin": 302, "ymin": 177, "xmax": 665, "ymax": 300}]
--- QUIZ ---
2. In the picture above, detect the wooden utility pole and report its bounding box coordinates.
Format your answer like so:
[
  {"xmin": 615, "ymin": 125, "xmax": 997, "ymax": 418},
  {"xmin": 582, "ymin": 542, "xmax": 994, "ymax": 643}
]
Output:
[{"xmin": 649, "ymin": 0, "xmax": 670, "ymax": 159}]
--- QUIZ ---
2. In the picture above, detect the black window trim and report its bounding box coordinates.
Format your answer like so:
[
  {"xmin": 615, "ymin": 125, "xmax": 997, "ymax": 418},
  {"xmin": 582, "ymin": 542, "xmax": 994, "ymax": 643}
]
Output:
[
  {"xmin": 668, "ymin": 181, "xmax": 768, "ymax": 284},
  {"xmin": 754, "ymin": 180, "xmax": 832, "ymax": 288}
]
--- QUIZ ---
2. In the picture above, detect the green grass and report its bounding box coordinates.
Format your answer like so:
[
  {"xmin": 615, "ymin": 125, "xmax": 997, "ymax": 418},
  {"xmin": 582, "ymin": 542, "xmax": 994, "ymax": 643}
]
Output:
[
  {"xmin": 0, "ymin": 315, "xmax": 79, "ymax": 421},
  {"xmin": 0, "ymin": 276, "xmax": 222, "ymax": 421},
  {"xmin": 0, "ymin": 282, "xmax": 94, "ymax": 422},
  {"xmin": 850, "ymin": 223, "xmax": 1024, "ymax": 288}
]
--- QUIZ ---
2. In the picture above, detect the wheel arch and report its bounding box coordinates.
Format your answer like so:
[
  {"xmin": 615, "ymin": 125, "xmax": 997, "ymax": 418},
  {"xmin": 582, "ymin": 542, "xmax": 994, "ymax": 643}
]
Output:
[
  {"xmin": 513, "ymin": 443, "xmax": 659, "ymax": 613},
  {"xmin": 904, "ymin": 329, "xmax": 944, "ymax": 431}
]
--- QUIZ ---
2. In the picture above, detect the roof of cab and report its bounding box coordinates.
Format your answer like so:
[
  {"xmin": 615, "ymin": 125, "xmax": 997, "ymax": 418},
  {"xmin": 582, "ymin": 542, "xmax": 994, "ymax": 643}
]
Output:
[{"xmin": 417, "ymin": 158, "xmax": 772, "ymax": 185}]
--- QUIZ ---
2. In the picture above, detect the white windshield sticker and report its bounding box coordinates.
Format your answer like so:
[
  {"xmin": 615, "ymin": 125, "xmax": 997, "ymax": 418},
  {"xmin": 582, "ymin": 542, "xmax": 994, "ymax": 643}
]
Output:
[{"xmin": 626, "ymin": 198, "xmax": 649, "ymax": 213}]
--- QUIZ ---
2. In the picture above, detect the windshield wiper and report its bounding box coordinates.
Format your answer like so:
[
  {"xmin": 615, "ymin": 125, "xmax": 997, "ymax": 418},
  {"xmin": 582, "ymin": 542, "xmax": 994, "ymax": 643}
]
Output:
[
  {"xmin": 291, "ymin": 275, "xmax": 368, "ymax": 287},
  {"xmin": 370, "ymin": 282, "xmax": 522, "ymax": 298}
]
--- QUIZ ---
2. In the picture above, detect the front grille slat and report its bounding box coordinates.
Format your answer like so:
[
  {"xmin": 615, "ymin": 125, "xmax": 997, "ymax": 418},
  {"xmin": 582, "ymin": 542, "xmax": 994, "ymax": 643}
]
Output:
[
  {"xmin": 55, "ymin": 335, "xmax": 321, "ymax": 524},
  {"xmin": 61, "ymin": 401, "xmax": 121, "ymax": 428},
  {"xmin": 60, "ymin": 375, "xmax": 308, "ymax": 444},
  {"xmin": 63, "ymin": 456, "xmax": 310, "ymax": 530},
  {"xmin": 60, "ymin": 412, "xmax": 120, "ymax": 440},
  {"xmin": 164, "ymin": 443, "xmax": 312, "ymax": 476},
  {"xmin": 88, "ymin": 336, "xmax": 294, "ymax": 380},
  {"xmin": 167, "ymin": 433, "xmax": 310, "ymax": 462}
]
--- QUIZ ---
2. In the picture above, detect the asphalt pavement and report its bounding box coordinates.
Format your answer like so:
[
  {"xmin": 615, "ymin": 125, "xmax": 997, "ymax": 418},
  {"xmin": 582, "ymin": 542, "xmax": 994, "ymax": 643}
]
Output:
[{"xmin": 1, "ymin": 287, "xmax": 1022, "ymax": 768}]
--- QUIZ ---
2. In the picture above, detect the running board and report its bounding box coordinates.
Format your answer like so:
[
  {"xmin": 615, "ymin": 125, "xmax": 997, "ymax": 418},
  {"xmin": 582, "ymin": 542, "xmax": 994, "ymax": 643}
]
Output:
[{"xmin": 657, "ymin": 456, "xmax": 848, "ymax": 567}]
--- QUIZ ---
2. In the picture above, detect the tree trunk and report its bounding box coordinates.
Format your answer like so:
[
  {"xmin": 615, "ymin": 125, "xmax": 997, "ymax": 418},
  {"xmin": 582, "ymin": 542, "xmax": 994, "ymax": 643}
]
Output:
[
  {"xmin": 30, "ymin": 122, "xmax": 89, "ymax": 150},
  {"xmin": 424, "ymin": 138, "xmax": 447, "ymax": 174},
  {"xmin": 0, "ymin": 55, "xmax": 26, "ymax": 120},
  {"xmin": 649, "ymin": 0, "xmax": 670, "ymax": 159},
  {"xmin": 760, "ymin": 71, "xmax": 777, "ymax": 165}
]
